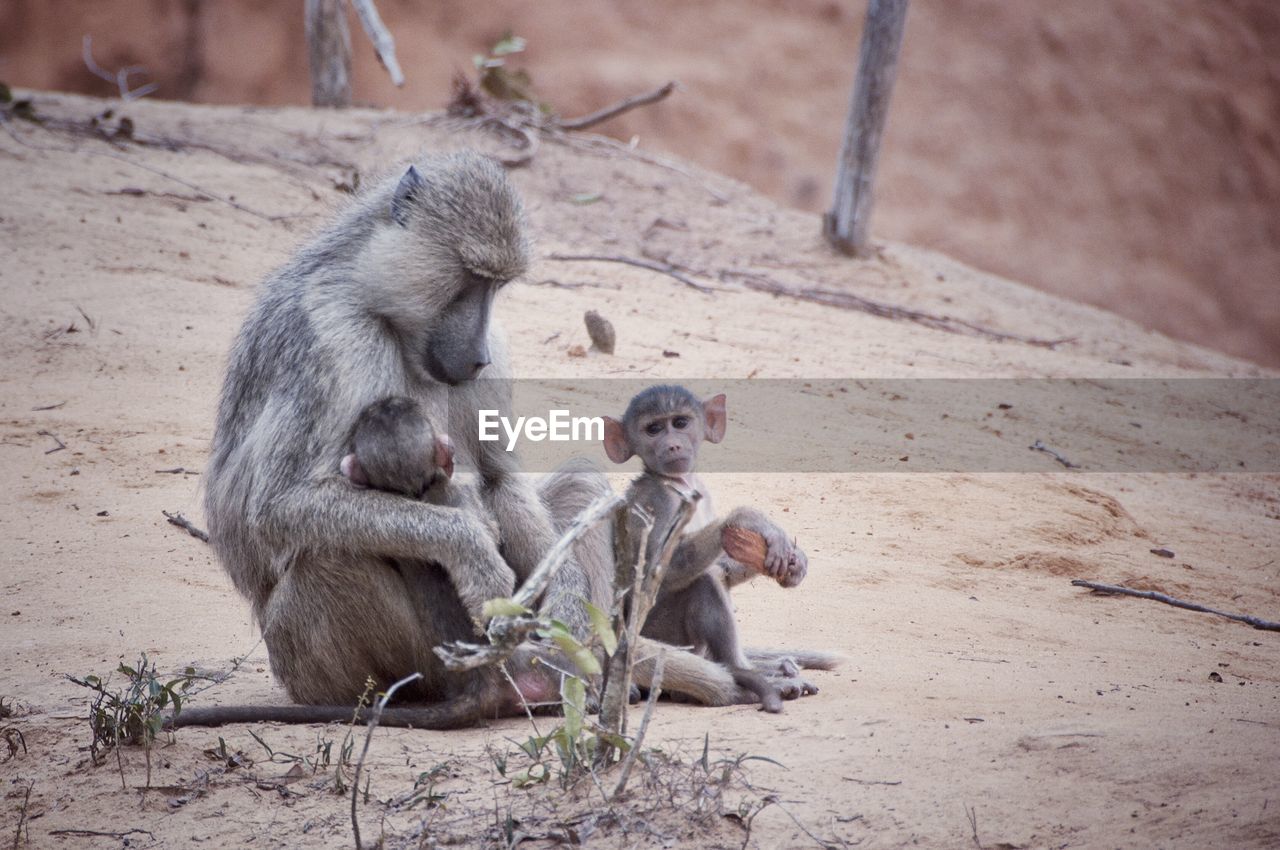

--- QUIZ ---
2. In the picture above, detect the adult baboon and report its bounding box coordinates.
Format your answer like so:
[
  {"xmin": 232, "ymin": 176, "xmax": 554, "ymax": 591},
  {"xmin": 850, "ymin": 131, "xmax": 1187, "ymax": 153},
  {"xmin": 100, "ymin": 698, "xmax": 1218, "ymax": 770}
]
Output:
[{"xmin": 185, "ymin": 152, "xmax": 741, "ymax": 728}]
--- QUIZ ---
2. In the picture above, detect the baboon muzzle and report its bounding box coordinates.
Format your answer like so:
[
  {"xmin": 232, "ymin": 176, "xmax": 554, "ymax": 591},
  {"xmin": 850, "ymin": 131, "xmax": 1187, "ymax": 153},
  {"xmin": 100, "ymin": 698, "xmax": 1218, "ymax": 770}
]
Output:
[{"xmin": 425, "ymin": 283, "xmax": 496, "ymax": 385}]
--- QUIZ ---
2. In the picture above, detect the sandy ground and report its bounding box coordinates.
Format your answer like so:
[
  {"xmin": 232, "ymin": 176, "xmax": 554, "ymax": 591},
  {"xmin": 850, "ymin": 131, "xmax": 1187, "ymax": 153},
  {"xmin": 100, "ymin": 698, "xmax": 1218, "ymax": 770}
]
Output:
[
  {"xmin": 1, "ymin": 93, "xmax": 1278, "ymax": 848},
  {"xmin": 3, "ymin": 1, "xmax": 1279, "ymax": 368}
]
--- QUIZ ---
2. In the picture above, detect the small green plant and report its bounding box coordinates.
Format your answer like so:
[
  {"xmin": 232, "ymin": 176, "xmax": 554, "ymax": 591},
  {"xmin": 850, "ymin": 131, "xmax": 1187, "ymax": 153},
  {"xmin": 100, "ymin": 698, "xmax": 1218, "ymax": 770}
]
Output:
[
  {"xmin": 471, "ymin": 33, "xmax": 541, "ymax": 106},
  {"xmin": 67, "ymin": 654, "xmax": 195, "ymax": 788}
]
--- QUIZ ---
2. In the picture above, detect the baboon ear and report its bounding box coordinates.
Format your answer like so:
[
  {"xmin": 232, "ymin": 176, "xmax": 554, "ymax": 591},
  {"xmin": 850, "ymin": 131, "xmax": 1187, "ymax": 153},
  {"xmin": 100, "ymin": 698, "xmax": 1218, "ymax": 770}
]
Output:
[
  {"xmin": 433, "ymin": 433, "xmax": 455, "ymax": 479},
  {"xmin": 340, "ymin": 453, "xmax": 369, "ymax": 487},
  {"xmin": 703, "ymin": 394, "xmax": 727, "ymax": 444},
  {"xmin": 602, "ymin": 416, "xmax": 633, "ymax": 464},
  {"xmin": 391, "ymin": 165, "xmax": 426, "ymax": 227}
]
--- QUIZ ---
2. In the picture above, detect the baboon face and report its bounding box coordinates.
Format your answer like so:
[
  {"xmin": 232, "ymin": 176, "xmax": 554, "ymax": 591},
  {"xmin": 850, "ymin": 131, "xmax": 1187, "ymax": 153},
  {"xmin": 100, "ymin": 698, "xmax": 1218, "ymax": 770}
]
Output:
[
  {"xmin": 386, "ymin": 157, "xmax": 529, "ymax": 387},
  {"xmin": 604, "ymin": 386, "xmax": 728, "ymax": 479},
  {"xmin": 422, "ymin": 272, "xmax": 500, "ymax": 385}
]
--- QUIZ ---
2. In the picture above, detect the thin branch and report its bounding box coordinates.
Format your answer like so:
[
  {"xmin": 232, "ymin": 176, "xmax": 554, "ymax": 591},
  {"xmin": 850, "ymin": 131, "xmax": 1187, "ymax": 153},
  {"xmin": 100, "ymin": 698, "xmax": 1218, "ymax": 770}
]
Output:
[
  {"xmin": 513, "ymin": 492, "xmax": 625, "ymax": 609},
  {"xmin": 557, "ymin": 82, "xmax": 677, "ymax": 132},
  {"xmin": 548, "ymin": 253, "xmax": 719, "ymax": 294},
  {"xmin": 721, "ymin": 268, "xmax": 1074, "ymax": 348},
  {"xmin": 1029, "ymin": 439, "xmax": 1079, "ymax": 469},
  {"xmin": 11, "ymin": 781, "xmax": 32, "ymax": 850},
  {"xmin": 162, "ymin": 510, "xmax": 209, "ymax": 543},
  {"xmin": 611, "ymin": 649, "xmax": 664, "ymax": 799},
  {"xmin": 37, "ymin": 430, "xmax": 65, "ymax": 454},
  {"xmin": 89, "ymin": 150, "xmax": 289, "ymax": 222},
  {"xmin": 1071, "ymin": 580, "xmax": 1280, "ymax": 631},
  {"xmin": 350, "ymin": 0, "xmax": 404, "ymax": 86},
  {"xmin": 49, "ymin": 828, "xmax": 155, "ymax": 840},
  {"xmin": 352, "ymin": 672, "xmax": 422, "ymax": 850},
  {"xmin": 435, "ymin": 492, "xmax": 624, "ymax": 671},
  {"xmin": 82, "ymin": 35, "xmax": 158, "ymax": 101}
]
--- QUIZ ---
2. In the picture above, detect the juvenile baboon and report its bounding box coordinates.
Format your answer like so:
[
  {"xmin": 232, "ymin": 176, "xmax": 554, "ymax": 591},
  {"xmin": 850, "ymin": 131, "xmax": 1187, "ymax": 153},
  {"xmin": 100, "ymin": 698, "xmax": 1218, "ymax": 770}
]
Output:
[
  {"xmin": 603, "ymin": 385, "xmax": 819, "ymax": 712},
  {"xmin": 179, "ymin": 153, "xmax": 742, "ymax": 728}
]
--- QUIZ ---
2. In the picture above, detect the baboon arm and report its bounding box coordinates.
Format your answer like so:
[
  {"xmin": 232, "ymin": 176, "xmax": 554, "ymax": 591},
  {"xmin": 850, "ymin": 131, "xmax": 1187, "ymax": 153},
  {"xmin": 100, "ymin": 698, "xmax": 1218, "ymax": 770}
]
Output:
[
  {"xmin": 266, "ymin": 477, "xmax": 516, "ymax": 612},
  {"xmin": 718, "ymin": 556, "xmax": 759, "ymax": 589},
  {"xmin": 662, "ymin": 507, "xmax": 778, "ymax": 592},
  {"xmin": 479, "ymin": 472, "xmax": 557, "ymax": 583}
]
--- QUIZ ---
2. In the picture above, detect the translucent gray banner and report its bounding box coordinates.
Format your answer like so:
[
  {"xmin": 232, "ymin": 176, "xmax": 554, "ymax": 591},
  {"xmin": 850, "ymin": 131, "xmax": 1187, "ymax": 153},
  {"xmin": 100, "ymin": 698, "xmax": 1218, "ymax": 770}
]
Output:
[{"xmin": 444, "ymin": 379, "xmax": 1278, "ymax": 473}]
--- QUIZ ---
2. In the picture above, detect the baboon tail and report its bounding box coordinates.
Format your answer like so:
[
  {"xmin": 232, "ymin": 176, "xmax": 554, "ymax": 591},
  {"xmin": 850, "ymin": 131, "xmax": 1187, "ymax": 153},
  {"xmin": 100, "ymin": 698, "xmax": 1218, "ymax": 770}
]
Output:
[
  {"xmin": 745, "ymin": 647, "xmax": 845, "ymax": 672},
  {"xmin": 631, "ymin": 636, "xmax": 741, "ymax": 707},
  {"xmin": 168, "ymin": 695, "xmax": 487, "ymax": 730}
]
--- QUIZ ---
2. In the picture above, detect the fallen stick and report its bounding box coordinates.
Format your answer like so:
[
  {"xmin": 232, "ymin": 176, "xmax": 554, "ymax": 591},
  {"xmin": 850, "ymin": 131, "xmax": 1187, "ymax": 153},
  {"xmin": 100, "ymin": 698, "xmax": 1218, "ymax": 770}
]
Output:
[
  {"xmin": 37, "ymin": 430, "xmax": 66, "ymax": 454},
  {"xmin": 1030, "ymin": 439, "xmax": 1079, "ymax": 469},
  {"xmin": 721, "ymin": 268, "xmax": 1074, "ymax": 349},
  {"xmin": 163, "ymin": 510, "xmax": 209, "ymax": 543},
  {"xmin": 557, "ymin": 81, "xmax": 677, "ymax": 132},
  {"xmin": 1070, "ymin": 580, "xmax": 1280, "ymax": 631},
  {"xmin": 548, "ymin": 253, "xmax": 717, "ymax": 294}
]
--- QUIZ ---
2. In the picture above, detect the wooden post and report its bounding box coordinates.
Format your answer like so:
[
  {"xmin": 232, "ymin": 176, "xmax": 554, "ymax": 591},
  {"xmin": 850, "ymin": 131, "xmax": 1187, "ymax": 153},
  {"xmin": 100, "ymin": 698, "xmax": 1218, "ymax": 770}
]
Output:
[
  {"xmin": 823, "ymin": 0, "xmax": 909, "ymax": 256},
  {"xmin": 305, "ymin": 0, "xmax": 352, "ymax": 107}
]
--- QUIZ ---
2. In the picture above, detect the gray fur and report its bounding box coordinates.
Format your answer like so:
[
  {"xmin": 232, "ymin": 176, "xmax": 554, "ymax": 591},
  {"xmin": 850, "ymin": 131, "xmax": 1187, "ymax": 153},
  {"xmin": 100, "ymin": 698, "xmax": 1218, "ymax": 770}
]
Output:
[
  {"xmin": 195, "ymin": 151, "xmax": 741, "ymax": 726},
  {"xmin": 608, "ymin": 386, "xmax": 818, "ymax": 712}
]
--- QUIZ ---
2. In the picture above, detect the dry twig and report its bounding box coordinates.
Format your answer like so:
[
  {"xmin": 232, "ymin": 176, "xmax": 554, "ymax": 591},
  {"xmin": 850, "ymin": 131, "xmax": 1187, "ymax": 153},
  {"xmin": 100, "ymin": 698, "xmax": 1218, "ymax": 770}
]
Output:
[
  {"xmin": 49, "ymin": 828, "xmax": 155, "ymax": 841},
  {"xmin": 721, "ymin": 269, "xmax": 1073, "ymax": 348},
  {"xmin": 82, "ymin": 35, "xmax": 158, "ymax": 101},
  {"xmin": 558, "ymin": 82, "xmax": 677, "ymax": 131},
  {"xmin": 11, "ymin": 781, "xmax": 33, "ymax": 849},
  {"xmin": 162, "ymin": 510, "xmax": 209, "ymax": 543},
  {"xmin": 350, "ymin": 0, "xmax": 404, "ymax": 86},
  {"xmin": 611, "ymin": 649, "xmax": 664, "ymax": 799},
  {"xmin": 37, "ymin": 430, "xmax": 65, "ymax": 454},
  {"xmin": 1029, "ymin": 439, "xmax": 1079, "ymax": 469},
  {"xmin": 549, "ymin": 253, "xmax": 718, "ymax": 294},
  {"xmin": 1071, "ymin": 580, "xmax": 1280, "ymax": 631},
  {"xmin": 434, "ymin": 492, "xmax": 624, "ymax": 671},
  {"xmin": 352, "ymin": 672, "xmax": 422, "ymax": 850}
]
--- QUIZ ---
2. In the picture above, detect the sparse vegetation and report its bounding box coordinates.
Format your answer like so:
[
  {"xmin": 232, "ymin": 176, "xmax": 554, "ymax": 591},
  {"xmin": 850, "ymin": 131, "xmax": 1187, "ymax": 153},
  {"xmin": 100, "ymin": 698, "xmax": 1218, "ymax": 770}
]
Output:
[{"xmin": 66, "ymin": 654, "xmax": 195, "ymax": 788}]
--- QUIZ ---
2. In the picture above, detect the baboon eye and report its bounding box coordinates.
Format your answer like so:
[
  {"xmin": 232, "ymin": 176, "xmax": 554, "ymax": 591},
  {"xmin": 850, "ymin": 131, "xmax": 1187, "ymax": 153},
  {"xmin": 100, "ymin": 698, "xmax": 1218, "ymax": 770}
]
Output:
[
  {"xmin": 672, "ymin": 416, "xmax": 690, "ymax": 429},
  {"xmin": 645, "ymin": 422, "xmax": 664, "ymax": 436}
]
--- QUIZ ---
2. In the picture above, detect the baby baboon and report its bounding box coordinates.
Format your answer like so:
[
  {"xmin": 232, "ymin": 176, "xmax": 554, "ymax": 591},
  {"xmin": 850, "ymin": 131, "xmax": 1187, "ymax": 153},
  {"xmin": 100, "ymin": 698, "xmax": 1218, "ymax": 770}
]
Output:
[
  {"xmin": 183, "ymin": 153, "xmax": 743, "ymax": 729},
  {"xmin": 604, "ymin": 385, "xmax": 812, "ymax": 712},
  {"xmin": 341, "ymin": 395, "xmax": 456, "ymax": 502},
  {"xmin": 340, "ymin": 395, "xmax": 504, "ymax": 620}
]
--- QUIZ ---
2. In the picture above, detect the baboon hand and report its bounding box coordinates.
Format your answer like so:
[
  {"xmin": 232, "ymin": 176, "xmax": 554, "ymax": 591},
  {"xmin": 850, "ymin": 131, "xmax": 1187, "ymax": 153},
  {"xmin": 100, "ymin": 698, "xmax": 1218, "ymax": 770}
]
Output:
[
  {"xmin": 455, "ymin": 530, "xmax": 518, "ymax": 621},
  {"xmin": 759, "ymin": 525, "xmax": 807, "ymax": 588},
  {"xmin": 772, "ymin": 676, "xmax": 820, "ymax": 700}
]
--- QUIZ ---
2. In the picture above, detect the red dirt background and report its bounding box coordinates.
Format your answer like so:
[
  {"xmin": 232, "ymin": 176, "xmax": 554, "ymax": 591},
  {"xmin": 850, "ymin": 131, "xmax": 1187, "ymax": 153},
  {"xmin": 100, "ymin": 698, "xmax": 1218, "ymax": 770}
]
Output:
[{"xmin": 2, "ymin": 0, "xmax": 1278, "ymax": 367}]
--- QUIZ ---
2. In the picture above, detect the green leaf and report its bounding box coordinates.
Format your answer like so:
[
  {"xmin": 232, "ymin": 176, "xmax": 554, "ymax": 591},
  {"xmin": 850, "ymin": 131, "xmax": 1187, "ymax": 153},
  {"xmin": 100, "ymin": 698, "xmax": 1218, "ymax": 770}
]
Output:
[
  {"xmin": 491, "ymin": 35, "xmax": 527, "ymax": 56},
  {"xmin": 482, "ymin": 597, "xmax": 530, "ymax": 619},
  {"xmin": 539, "ymin": 624, "xmax": 601, "ymax": 677},
  {"xmin": 584, "ymin": 601, "xmax": 617, "ymax": 656},
  {"xmin": 510, "ymin": 763, "xmax": 549, "ymax": 788},
  {"xmin": 560, "ymin": 676, "xmax": 585, "ymax": 743}
]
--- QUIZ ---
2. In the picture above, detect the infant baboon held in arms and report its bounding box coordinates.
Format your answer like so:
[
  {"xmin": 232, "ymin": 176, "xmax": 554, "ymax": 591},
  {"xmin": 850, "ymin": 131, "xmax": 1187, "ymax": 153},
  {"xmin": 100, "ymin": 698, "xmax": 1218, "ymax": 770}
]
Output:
[
  {"xmin": 340, "ymin": 395, "xmax": 502, "ymax": 622},
  {"xmin": 604, "ymin": 385, "xmax": 815, "ymax": 712}
]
